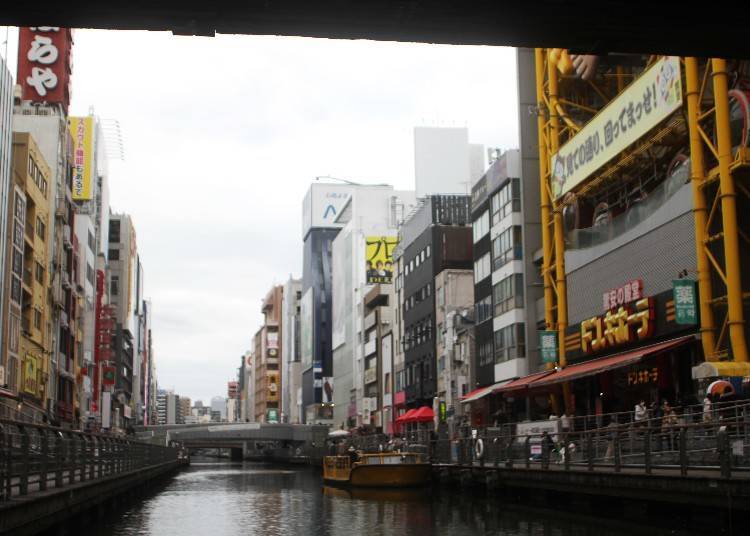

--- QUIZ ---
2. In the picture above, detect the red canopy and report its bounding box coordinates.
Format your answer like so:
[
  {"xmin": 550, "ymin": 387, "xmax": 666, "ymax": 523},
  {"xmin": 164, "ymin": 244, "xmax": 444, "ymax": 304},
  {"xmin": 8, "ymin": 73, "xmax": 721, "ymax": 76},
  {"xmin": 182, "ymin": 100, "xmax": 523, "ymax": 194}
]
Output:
[
  {"xmin": 395, "ymin": 409, "xmax": 417, "ymax": 423},
  {"xmin": 411, "ymin": 406, "xmax": 435, "ymax": 422}
]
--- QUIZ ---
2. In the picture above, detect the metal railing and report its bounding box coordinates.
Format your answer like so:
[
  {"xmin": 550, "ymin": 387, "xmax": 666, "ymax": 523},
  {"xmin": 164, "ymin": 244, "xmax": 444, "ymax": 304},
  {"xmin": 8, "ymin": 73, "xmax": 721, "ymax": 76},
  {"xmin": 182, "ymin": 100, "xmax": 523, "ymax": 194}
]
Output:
[
  {"xmin": 0, "ymin": 419, "xmax": 184, "ymax": 501},
  {"xmin": 430, "ymin": 418, "xmax": 750, "ymax": 479}
]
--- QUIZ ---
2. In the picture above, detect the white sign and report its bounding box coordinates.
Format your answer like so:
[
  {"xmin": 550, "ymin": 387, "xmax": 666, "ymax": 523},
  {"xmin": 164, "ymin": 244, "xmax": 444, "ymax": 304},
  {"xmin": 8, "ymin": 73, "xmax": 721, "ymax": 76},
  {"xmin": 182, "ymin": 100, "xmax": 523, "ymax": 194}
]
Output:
[
  {"xmin": 551, "ymin": 56, "xmax": 683, "ymax": 199},
  {"xmin": 102, "ymin": 392, "xmax": 112, "ymax": 429},
  {"xmin": 300, "ymin": 289, "xmax": 314, "ymax": 370},
  {"xmin": 515, "ymin": 419, "xmax": 560, "ymax": 444},
  {"xmin": 302, "ymin": 183, "xmax": 353, "ymax": 238},
  {"xmin": 603, "ymin": 279, "xmax": 643, "ymax": 311}
]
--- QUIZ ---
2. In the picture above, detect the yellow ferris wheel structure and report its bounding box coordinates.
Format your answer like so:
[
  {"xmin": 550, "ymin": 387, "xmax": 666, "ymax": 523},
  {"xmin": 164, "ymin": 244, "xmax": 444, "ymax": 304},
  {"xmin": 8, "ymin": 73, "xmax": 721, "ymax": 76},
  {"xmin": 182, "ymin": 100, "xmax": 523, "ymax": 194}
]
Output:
[{"xmin": 534, "ymin": 50, "xmax": 750, "ymax": 382}]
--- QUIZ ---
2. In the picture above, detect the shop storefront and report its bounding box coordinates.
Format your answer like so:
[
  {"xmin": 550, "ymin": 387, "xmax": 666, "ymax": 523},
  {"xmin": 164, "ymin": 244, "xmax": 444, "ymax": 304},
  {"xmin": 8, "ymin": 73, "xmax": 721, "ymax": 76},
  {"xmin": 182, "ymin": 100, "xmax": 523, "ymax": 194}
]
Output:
[{"xmin": 495, "ymin": 287, "xmax": 702, "ymax": 421}]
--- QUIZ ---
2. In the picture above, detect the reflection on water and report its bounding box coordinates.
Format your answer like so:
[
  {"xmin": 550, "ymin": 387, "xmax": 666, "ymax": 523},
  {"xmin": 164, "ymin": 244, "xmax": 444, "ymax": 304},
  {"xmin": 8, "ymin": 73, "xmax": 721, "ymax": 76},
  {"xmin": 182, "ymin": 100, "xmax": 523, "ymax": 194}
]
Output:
[{"xmin": 89, "ymin": 458, "xmax": 723, "ymax": 536}]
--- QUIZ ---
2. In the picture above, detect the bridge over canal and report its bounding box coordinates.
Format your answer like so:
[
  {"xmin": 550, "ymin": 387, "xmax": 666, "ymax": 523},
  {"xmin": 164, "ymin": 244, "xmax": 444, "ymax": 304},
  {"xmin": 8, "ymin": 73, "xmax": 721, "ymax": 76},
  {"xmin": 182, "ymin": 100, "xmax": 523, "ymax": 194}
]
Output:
[{"xmin": 135, "ymin": 422, "xmax": 330, "ymax": 462}]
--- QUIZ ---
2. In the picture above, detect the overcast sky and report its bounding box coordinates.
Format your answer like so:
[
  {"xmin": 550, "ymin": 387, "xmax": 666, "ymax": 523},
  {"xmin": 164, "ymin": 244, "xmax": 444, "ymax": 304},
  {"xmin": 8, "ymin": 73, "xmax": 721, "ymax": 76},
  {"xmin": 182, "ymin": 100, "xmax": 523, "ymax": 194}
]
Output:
[{"xmin": 3, "ymin": 29, "xmax": 518, "ymax": 404}]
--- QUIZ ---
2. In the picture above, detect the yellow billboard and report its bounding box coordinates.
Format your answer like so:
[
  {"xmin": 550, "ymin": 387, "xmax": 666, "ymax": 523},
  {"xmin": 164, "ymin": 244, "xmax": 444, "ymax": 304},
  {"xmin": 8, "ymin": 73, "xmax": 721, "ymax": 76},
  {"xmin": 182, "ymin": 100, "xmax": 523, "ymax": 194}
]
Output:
[
  {"xmin": 68, "ymin": 116, "xmax": 94, "ymax": 200},
  {"xmin": 23, "ymin": 353, "xmax": 39, "ymax": 396},
  {"xmin": 366, "ymin": 236, "xmax": 398, "ymax": 284},
  {"xmin": 550, "ymin": 56, "xmax": 683, "ymax": 199}
]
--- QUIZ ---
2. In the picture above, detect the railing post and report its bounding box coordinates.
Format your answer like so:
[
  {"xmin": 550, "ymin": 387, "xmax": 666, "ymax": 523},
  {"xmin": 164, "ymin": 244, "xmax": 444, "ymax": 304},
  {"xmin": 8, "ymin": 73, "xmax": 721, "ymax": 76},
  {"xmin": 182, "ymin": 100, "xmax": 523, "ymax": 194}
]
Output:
[
  {"xmin": 613, "ymin": 429, "xmax": 621, "ymax": 472},
  {"xmin": 19, "ymin": 425, "xmax": 29, "ymax": 495},
  {"xmin": 679, "ymin": 426, "xmax": 688, "ymax": 476},
  {"xmin": 644, "ymin": 427, "xmax": 652, "ymax": 475},
  {"xmin": 40, "ymin": 428, "xmax": 49, "ymax": 491},
  {"xmin": 55, "ymin": 431, "xmax": 64, "ymax": 488},
  {"xmin": 563, "ymin": 433, "xmax": 570, "ymax": 471},
  {"xmin": 525, "ymin": 436, "xmax": 531, "ymax": 469},
  {"xmin": 90, "ymin": 436, "xmax": 97, "ymax": 480},
  {"xmin": 68, "ymin": 432, "xmax": 76, "ymax": 484},
  {"xmin": 0, "ymin": 423, "xmax": 6, "ymax": 500},
  {"xmin": 80, "ymin": 436, "xmax": 87, "ymax": 482},
  {"xmin": 718, "ymin": 426, "xmax": 731, "ymax": 479},
  {"xmin": 586, "ymin": 431, "xmax": 594, "ymax": 472}
]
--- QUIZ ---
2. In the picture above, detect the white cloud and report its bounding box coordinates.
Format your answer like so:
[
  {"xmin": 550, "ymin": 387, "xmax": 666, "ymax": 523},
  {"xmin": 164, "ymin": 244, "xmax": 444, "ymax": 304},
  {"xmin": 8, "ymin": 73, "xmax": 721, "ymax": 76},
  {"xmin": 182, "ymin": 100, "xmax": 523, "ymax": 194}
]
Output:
[{"xmin": 63, "ymin": 29, "xmax": 518, "ymax": 403}]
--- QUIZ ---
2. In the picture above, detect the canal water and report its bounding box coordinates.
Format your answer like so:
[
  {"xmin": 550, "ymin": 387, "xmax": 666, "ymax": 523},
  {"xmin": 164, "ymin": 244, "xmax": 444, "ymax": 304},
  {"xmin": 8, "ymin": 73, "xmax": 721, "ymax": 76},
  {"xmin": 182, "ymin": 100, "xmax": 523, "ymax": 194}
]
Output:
[{"xmin": 83, "ymin": 459, "xmax": 729, "ymax": 536}]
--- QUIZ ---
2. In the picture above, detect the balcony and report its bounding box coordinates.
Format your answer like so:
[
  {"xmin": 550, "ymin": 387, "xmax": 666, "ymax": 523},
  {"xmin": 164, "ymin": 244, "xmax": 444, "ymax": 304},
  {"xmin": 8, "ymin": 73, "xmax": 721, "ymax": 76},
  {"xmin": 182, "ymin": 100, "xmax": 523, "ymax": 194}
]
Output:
[
  {"xmin": 62, "ymin": 271, "xmax": 72, "ymax": 290},
  {"xmin": 364, "ymin": 367, "xmax": 377, "ymax": 385},
  {"xmin": 63, "ymin": 226, "xmax": 73, "ymax": 250},
  {"xmin": 24, "ymin": 222, "xmax": 34, "ymax": 246},
  {"xmin": 21, "ymin": 316, "xmax": 31, "ymax": 335},
  {"xmin": 60, "ymin": 310, "xmax": 69, "ymax": 328},
  {"xmin": 364, "ymin": 338, "xmax": 377, "ymax": 357},
  {"xmin": 364, "ymin": 311, "xmax": 377, "ymax": 331},
  {"xmin": 23, "ymin": 268, "xmax": 33, "ymax": 289}
]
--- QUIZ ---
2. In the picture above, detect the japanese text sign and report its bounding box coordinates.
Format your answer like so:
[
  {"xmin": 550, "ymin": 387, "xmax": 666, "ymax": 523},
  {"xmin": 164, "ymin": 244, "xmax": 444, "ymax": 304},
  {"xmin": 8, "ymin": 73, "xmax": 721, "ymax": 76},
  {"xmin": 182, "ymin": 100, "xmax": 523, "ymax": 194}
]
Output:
[
  {"xmin": 67, "ymin": 117, "xmax": 94, "ymax": 200},
  {"xmin": 603, "ymin": 280, "xmax": 643, "ymax": 311},
  {"xmin": 539, "ymin": 330, "xmax": 558, "ymax": 363},
  {"xmin": 17, "ymin": 27, "xmax": 73, "ymax": 113},
  {"xmin": 627, "ymin": 367, "xmax": 659, "ymax": 386},
  {"xmin": 581, "ymin": 298, "xmax": 655, "ymax": 354},
  {"xmin": 366, "ymin": 236, "xmax": 398, "ymax": 284},
  {"xmin": 673, "ymin": 279, "xmax": 697, "ymax": 325},
  {"xmin": 551, "ymin": 56, "xmax": 682, "ymax": 199}
]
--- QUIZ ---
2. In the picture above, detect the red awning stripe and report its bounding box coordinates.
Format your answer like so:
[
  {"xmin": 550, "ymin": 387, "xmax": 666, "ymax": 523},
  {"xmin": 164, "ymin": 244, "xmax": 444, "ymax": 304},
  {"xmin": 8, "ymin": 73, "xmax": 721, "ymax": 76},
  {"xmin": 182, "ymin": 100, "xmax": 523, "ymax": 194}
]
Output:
[
  {"xmin": 531, "ymin": 335, "xmax": 695, "ymax": 388},
  {"xmin": 495, "ymin": 371, "xmax": 555, "ymax": 393}
]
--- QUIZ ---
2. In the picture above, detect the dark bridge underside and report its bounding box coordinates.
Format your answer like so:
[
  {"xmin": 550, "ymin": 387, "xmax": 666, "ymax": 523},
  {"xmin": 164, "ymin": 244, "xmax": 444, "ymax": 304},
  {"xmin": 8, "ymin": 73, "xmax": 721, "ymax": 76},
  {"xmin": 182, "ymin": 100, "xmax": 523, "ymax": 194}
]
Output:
[{"xmin": 1, "ymin": 1, "xmax": 746, "ymax": 58}]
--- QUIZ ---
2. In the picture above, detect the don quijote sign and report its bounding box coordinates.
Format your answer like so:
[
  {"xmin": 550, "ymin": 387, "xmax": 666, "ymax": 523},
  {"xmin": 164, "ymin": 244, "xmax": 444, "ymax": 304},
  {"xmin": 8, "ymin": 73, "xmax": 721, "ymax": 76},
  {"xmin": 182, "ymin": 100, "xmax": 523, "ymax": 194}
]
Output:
[{"xmin": 17, "ymin": 27, "xmax": 74, "ymax": 113}]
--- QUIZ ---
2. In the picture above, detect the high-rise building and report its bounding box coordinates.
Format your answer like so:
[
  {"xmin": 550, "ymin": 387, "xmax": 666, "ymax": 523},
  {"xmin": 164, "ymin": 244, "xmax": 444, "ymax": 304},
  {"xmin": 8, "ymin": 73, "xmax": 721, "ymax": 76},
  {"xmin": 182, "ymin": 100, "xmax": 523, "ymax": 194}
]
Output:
[
  {"xmin": 211, "ymin": 396, "xmax": 227, "ymax": 422},
  {"xmin": 281, "ymin": 277, "xmax": 302, "ymax": 424},
  {"xmin": 413, "ymin": 127, "xmax": 485, "ymax": 197},
  {"xmin": 239, "ymin": 350, "xmax": 253, "ymax": 422},
  {"xmin": 254, "ymin": 286, "xmax": 282, "ymax": 423},
  {"xmin": 178, "ymin": 397, "xmax": 191, "ymax": 424},
  {"xmin": 393, "ymin": 195, "xmax": 473, "ymax": 411},
  {"xmin": 107, "ymin": 214, "xmax": 139, "ymax": 429},
  {"xmin": 330, "ymin": 185, "xmax": 417, "ymax": 429},
  {"xmin": 8, "ymin": 132, "xmax": 54, "ymax": 421},
  {"xmin": 0, "ymin": 55, "xmax": 14, "ymax": 402}
]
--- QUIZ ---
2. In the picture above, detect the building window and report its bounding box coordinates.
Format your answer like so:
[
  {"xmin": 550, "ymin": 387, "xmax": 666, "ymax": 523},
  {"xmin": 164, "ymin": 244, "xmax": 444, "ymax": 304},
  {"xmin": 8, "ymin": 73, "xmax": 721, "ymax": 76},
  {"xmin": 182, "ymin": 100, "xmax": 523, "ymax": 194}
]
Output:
[
  {"xmin": 384, "ymin": 373, "xmax": 391, "ymax": 394},
  {"xmin": 35, "ymin": 261, "xmax": 44, "ymax": 284},
  {"xmin": 34, "ymin": 309, "xmax": 42, "ymax": 329},
  {"xmin": 473, "ymin": 252, "xmax": 491, "ymax": 282},
  {"xmin": 426, "ymin": 245, "xmax": 431, "ymax": 258},
  {"xmin": 491, "ymin": 226, "xmax": 523, "ymax": 271},
  {"xmin": 86, "ymin": 264, "xmax": 95, "ymax": 285},
  {"xmin": 491, "ymin": 178, "xmax": 521, "ymax": 226},
  {"xmin": 110, "ymin": 275, "xmax": 119, "ymax": 296},
  {"xmin": 493, "ymin": 274, "xmax": 525, "ymax": 317},
  {"xmin": 494, "ymin": 323, "xmax": 525, "ymax": 364},
  {"xmin": 109, "ymin": 220, "xmax": 121, "ymax": 243},
  {"xmin": 35, "ymin": 217, "xmax": 45, "ymax": 241},
  {"xmin": 475, "ymin": 295, "xmax": 492, "ymax": 324},
  {"xmin": 88, "ymin": 231, "xmax": 95, "ymax": 251},
  {"xmin": 478, "ymin": 340, "xmax": 493, "ymax": 367},
  {"xmin": 109, "ymin": 248, "xmax": 120, "ymax": 261},
  {"xmin": 473, "ymin": 210, "xmax": 490, "ymax": 243},
  {"xmin": 420, "ymin": 250, "xmax": 425, "ymax": 263}
]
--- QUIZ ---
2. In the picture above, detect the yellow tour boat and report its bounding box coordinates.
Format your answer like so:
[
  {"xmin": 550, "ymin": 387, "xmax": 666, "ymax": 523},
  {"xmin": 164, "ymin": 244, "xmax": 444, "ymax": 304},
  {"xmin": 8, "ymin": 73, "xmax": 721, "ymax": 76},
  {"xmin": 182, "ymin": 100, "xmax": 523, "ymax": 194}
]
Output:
[{"xmin": 323, "ymin": 452, "xmax": 431, "ymax": 487}]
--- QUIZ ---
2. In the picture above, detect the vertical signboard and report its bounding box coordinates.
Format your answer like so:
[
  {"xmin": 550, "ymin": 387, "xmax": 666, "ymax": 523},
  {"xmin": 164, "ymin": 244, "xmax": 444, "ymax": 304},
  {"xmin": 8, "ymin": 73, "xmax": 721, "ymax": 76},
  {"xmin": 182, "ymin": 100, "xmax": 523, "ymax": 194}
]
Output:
[
  {"xmin": 22, "ymin": 354, "xmax": 39, "ymax": 395},
  {"xmin": 365, "ymin": 236, "xmax": 398, "ymax": 284},
  {"xmin": 68, "ymin": 117, "xmax": 94, "ymax": 200},
  {"xmin": 673, "ymin": 279, "xmax": 698, "ymax": 325},
  {"xmin": 300, "ymin": 289, "xmax": 313, "ymax": 370},
  {"xmin": 539, "ymin": 331, "xmax": 558, "ymax": 364},
  {"xmin": 17, "ymin": 27, "xmax": 74, "ymax": 113}
]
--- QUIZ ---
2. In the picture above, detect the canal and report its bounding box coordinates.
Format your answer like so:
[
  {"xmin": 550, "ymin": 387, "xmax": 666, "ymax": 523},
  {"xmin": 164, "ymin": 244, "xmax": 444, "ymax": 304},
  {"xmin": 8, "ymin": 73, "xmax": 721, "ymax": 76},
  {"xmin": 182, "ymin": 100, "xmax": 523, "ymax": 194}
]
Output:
[{"xmin": 76, "ymin": 459, "xmax": 729, "ymax": 535}]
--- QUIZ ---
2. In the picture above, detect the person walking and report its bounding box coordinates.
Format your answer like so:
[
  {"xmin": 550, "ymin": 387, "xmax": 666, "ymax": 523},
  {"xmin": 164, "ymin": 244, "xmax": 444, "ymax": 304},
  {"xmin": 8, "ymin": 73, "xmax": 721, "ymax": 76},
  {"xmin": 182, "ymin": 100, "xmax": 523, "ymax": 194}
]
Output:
[{"xmin": 661, "ymin": 401, "xmax": 678, "ymax": 450}]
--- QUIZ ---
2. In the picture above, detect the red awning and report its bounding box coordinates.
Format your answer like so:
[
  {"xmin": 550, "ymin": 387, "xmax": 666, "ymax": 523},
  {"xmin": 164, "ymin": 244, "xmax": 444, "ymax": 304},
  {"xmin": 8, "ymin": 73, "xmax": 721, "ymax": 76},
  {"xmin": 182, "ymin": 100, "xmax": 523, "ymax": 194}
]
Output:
[
  {"xmin": 532, "ymin": 335, "xmax": 695, "ymax": 388},
  {"xmin": 396, "ymin": 409, "xmax": 417, "ymax": 423},
  {"xmin": 411, "ymin": 406, "xmax": 435, "ymax": 422},
  {"xmin": 495, "ymin": 371, "xmax": 555, "ymax": 393}
]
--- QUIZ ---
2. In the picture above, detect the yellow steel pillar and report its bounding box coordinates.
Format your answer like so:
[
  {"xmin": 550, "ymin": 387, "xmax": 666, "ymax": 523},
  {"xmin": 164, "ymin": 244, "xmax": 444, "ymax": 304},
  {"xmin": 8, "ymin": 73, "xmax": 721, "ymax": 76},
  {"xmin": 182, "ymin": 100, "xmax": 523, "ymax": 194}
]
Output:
[
  {"xmin": 711, "ymin": 58, "xmax": 749, "ymax": 362},
  {"xmin": 546, "ymin": 56, "xmax": 568, "ymax": 367},
  {"xmin": 684, "ymin": 58, "xmax": 717, "ymax": 360},
  {"xmin": 535, "ymin": 48, "xmax": 554, "ymax": 330},
  {"xmin": 547, "ymin": 52, "xmax": 571, "ymax": 413}
]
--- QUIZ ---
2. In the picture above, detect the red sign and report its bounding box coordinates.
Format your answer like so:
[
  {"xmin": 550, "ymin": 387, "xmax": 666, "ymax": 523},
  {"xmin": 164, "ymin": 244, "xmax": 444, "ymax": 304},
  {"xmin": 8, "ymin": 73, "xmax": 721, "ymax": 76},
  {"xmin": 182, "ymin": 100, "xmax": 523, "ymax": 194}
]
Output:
[
  {"xmin": 102, "ymin": 366, "xmax": 116, "ymax": 386},
  {"xmin": 603, "ymin": 279, "xmax": 642, "ymax": 311},
  {"xmin": 17, "ymin": 27, "xmax": 73, "ymax": 113}
]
